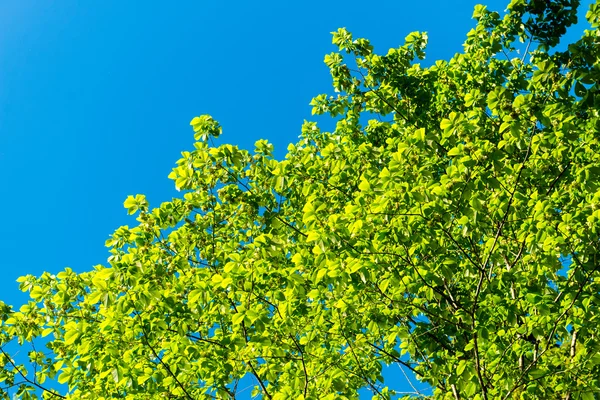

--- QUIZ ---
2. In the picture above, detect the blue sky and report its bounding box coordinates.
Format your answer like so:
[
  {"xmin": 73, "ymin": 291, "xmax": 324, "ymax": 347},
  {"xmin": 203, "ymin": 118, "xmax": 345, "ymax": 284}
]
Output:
[{"xmin": 0, "ymin": 0, "xmax": 594, "ymax": 397}]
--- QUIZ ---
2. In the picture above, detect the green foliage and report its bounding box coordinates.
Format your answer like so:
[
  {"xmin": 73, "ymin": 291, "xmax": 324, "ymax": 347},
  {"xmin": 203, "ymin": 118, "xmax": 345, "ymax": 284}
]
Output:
[{"xmin": 2, "ymin": 0, "xmax": 600, "ymax": 398}]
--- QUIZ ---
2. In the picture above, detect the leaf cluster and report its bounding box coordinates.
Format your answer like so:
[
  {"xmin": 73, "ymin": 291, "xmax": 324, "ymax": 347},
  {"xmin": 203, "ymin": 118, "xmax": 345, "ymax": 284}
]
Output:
[{"xmin": 2, "ymin": 1, "xmax": 600, "ymax": 399}]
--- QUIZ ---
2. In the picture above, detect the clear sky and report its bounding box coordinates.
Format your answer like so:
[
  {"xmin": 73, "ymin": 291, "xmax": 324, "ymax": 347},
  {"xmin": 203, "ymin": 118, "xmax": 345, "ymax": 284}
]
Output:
[{"xmin": 0, "ymin": 0, "xmax": 594, "ymax": 397}]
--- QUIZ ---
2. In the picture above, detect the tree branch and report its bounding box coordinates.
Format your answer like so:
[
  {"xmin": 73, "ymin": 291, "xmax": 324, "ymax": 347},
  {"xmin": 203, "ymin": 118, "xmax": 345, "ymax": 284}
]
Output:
[{"xmin": 0, "ymin": 347, "xmax": 66, "ymax": 399}]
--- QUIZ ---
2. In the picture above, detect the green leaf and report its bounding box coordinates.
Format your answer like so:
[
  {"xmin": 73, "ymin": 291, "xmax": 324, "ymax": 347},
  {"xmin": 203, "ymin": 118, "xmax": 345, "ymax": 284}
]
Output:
[
  {"xmin": 64, "ymin": 329, "xmax": 80, "ymax": 346},
  {"xmin": 447, "ymin": 146, "xmax": 462, "ymax": 156},
  {"xmin": 57, "ymin": 370, "xmax": 71, "ymax": 385},
  {"xmin": 232, "ymin": 313, "xmax": 245, "ymax": 325},
  {"xmin": 358, "ymin": 178, "xmax": 371, "ymax": 191}
]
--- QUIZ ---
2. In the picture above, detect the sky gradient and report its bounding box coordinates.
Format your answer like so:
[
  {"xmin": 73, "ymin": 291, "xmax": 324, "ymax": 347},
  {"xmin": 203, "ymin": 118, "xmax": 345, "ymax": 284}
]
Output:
[{"xmin": 0, "ymin": 0, "xmax": 594, "ymax": 397}]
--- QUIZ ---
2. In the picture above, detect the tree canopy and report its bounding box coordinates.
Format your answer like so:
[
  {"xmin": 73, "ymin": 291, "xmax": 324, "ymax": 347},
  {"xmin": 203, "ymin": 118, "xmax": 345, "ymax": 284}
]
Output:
[{"xmin": 2, "ymin": 0, "xmax": 600, "ymax": 398}]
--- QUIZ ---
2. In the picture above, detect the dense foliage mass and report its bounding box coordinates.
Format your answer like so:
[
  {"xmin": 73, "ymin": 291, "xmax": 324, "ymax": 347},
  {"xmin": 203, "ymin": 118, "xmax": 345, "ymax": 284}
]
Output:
[{"xmin": 2, "ymin": 0, "xmax": 600, "ymax": 398}]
